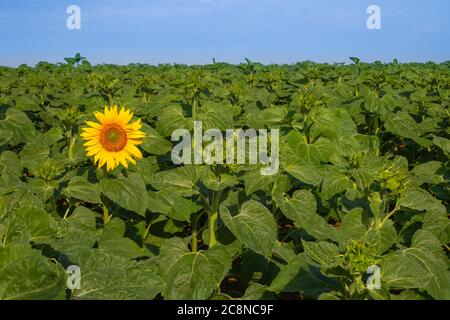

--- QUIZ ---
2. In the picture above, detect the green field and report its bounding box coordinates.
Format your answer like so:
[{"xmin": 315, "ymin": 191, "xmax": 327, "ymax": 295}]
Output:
[{"xmin": 0, "ymin": 57, "xmax": 449, "ymax": 300}]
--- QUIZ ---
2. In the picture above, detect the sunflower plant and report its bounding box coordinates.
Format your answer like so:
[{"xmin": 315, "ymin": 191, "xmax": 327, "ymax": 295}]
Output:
[{"xmin": 81, "ymin": 105, "xmax": 145, "ymax": 172}]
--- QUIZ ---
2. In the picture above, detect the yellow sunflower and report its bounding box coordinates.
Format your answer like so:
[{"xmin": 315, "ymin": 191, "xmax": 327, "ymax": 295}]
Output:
[{"xmin": 81, "ymin": 106, "xmax": 145, "ymax": 171}]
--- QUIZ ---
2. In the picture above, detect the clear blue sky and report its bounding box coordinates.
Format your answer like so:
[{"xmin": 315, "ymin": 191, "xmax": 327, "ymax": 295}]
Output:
[{"xmin": 0, "ymin": 0, "xmax": 449, "ymax": 66}]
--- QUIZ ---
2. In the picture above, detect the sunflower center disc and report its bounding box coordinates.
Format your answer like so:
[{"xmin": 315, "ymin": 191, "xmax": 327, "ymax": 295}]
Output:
[
  {"xmin": 107, "ymin": 128, "xmax": 121, "ymax": 143},
  {"xmin": 101, "ymin": 124, "xmax": 127, "ymax": 151}
]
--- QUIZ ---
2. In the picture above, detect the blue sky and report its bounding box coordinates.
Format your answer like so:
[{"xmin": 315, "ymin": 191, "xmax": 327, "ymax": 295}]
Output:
[{"xmin": 0, "ymin": 0, "xmax": 449, "ymax": 66}]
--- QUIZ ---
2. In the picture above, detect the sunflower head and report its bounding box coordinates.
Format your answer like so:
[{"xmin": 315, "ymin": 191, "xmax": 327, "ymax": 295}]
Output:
[{"xmin": 81, "ymin": 106, "xmax": 145, "ymax": 171}]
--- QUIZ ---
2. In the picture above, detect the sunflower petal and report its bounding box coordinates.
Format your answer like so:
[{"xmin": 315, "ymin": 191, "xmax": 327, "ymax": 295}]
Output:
[{"xmin": 125, "ymin": 143, "xmax": 143, "ymax": 158}]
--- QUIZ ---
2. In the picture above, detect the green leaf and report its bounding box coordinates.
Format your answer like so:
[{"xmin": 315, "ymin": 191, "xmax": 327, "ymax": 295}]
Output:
[
  {"xmin": 141, "ymin": 123, "xmax": 172, "ymax": 155},
  {"xmin": 245, "ymin": 107, "xmax": 287, "ymax": 127},
  {"xmin": 3, "ymin": 206, "xmax": 57, "ymax": 245},
  {"xmin": 268, "ymin": 253, "xmax": 309, "ymax": 292},
  {"xmin": 62, "ymin": 176, "xmax": 102, "ymax": 204},
  {"xmin": 384, "ymin": 112, "xmax": 432, "ymax": 147},
  {"xmin": 380, "ymin": 230, "xmax": 450, "ymax": 299},
  {"xmin": 100, "ymin": 173, "xmax": 147, "ymax": 216},
  {"xmin": 198, "ymin": 101, "xmax": 234, "ymax": 130},
  {"xmin": 147, "ymin": 191, "xmax": 201, "ymax": 222},
  {"xmin": 159, "ymin": 238, "xmax": 231, "ymax": 299},
  {"xmin": 411, "ymin": 161, "xmax": 444, "ymax": 185},
  {"xmin": 339, "ymin": 208, "xmax": 397, "ymax": 254},
  {"xmin": 99, "ymin": 237, "xmax": 149, "ymax": 260},
  {"xmin": 0, "ymin": 245, "xmax": 66, "ymax": 300},
  {"xmin": 279, "ymin": 190, "xmax": 338, "ymax": 241},
  {"xmin": 243, "ymin": 168, "xmax": 276, "ymax": 195},
  {"xmin": 201, "ymin": 167, "xmax": 239, "ymax": 192},
  {"xmin": 422, "ymin": 210, "xmax": 450, "ymax": 245},
  {"xmin": 150, "ymin": 166, "xmax": 200, "ymax": 197},
  {"xmin": 156, "ymin": 104, "xmax": 190, "ymax": 137},
  {"xmin": 432, "ymin": 135, "xmax": 450, "ymax": 156},
  {"xmin": 29, "ymin": 178, "xmax": 57, "ymax": 202},
  {"xmin": 240, "ymin": 282, "xmax": 268, "ymax": 300},
  {"xmin": 49, "ymin": 207, "xmax": 100, "ymax": 264},
  {"xmin": 220, "ymin": 200, "xmax": 277, "ymax": 257},
  {"xmin": 20, "ymin": 142, "xmax": 50, "ymax": 172},
  {"xmin": 72, "ymin": 250, "xmax": 164, "ymax": 300},
  {"xmin": 398, "ymin": 188, "xmax": 445, "ymax": 213},
  {"xmin": 0, "ymin": 151, "xmax": 22, "ymax": 178},
  {"xmin": 284, "ymin": 163, "xmax": 322, "ymax": 186},
  {"xmin": 302, "ymin": 241, "xmax": 341, "ymax": 269},
  {"xmin": 321, "ymin": 171, "xmax": 351, "ymax": 200},
  {"xmin": 0, "ymin": 108, "xmax": 37, "ymax": 145},
  {"xmin": 310, "ymin": 107, "xmax": 357, "ymax": 139}
]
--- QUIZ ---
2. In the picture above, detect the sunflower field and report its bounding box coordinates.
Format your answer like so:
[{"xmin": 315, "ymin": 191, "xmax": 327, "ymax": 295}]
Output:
[{"xmin": 0, "ymin": 57, "xmax": 449, "ymax": 300}]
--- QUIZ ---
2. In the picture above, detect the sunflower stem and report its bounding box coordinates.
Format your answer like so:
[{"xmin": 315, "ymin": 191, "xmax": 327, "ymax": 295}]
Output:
[
  {"xmin": 101, "ymin": 194, "xmax": 111, "ymax": 224},
  {"xmin": 103, "ymin": 203, "xmax": 110, "ymax": 224},
  {"xmin": 208, "ymin": 210, "xmax": 218, "ymax": 248},
  {"xmin": 192, "ymin": 98, "xmax": 198, "ymax": 121},
  {"xmin": 208, "ymin": 189, "xmax": 222, "ymax": 248},
  {"xmin": 63, "ymin": 201, "xmax": 72, "ymax": 220},
  {"xmin": 66, "ymin": 128, "xmax": 74, "ymax": 161},
  {"xmin": 143, "ymin": 220, "xmax": 152, "ymax": 241},
  {"xmin": 191, "ymin": 212, "xmax": 200, "ymax": 252},
  {"xmin": 68, "ymin": 134, "xmax": 76, "ymax": 162}
]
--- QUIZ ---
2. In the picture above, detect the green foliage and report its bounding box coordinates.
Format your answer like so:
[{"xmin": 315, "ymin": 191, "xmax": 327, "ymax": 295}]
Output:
[{"xmin": 0, "ymin": 59, "xmax": 448, "ymax": 300}]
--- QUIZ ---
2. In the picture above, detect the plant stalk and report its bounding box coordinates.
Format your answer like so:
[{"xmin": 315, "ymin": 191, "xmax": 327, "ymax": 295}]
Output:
[
  {"xmin": 192, "ymin": 98, "xmax": 198, "ymax": 121},
  {"xmin": 103, "ymin": 203, "xmax": 110, "ymax": 224}
]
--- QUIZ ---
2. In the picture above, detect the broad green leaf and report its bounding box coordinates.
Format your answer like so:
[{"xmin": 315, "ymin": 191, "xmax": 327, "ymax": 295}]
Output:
[
  {"xmin": 279, "ymin": 190, "xmax": 338, "ymax": 242},
  {"xmin": 159, "ymin": 238, "xmax": 231, "ymax": 299},
  {"xmin": 240, "ymin": 282, "xmax": 268, "ymax": 300},
  {"xmin": 29, "ymin": 178, "xmax": 57, "ymax": 202},
  {"xmin": 198, "ymin": 101, "xmax": 234, "ymax": 130},
  {"xmin": 3, "ymin": 206, "xmax": 57, "ymax": 245},
  {"xmin": 422, "ymin": 210, "xmax": 450, "ymax": 245},
  {"xmin": 20, "ymin": 142, "xmax": 50, "ymax": 172},
  {"xmin": 220, "ymin": 200, "xmax": 277, "ymax": 257},
  {"xmin": 156, "ymin": 104, "xmax": 190, "ymax": 137},
  {"xmin": 411, "ymin": 161, "xmax": 444, "ymax": 185},
  {"xmin": 0, "ymin": 151, "xmax": 22, "ymax": 178},
  {"xmin": 302, "ymin": 241, "xmax": 341, "ymax": 269},
  {"xmin": 243, "ymin": 168, "xmax": 276, "ymax": 195},
  {"xmin": 201, "ymin": 166, "xmax": 239, "ymax": 192},
  {"xmin": 99, "ymin": 237, "xmax": 149, "ymax": 260},
  {"xmin": 0, "ymin": 245, "xmax": 66, "ymax": 300},
  {"xmin": 62, "ymin": 176, "xmax": 101, "ymax": 204},
  {"xmin": 100, "ymin": 173, "xmax": 147, "ymax": 216},
  {"xmin": 268, "ymin": 253, "xmax": 309, "ymax": 292},
  {"xmin": 72, "ymin": 250, "xmax": 164, "ymax": 300},
  {"xmin": 310, "ymin": 107, "xmax": 357, "ymax": 139},
  {"xmin": 398, "ymin": 188, "xmax": 445, "ymax": 213},
  {"xmin": 147, "ymin": 191, "xmax": 201, "ymax": 222},
  {"xmin": 384, "ymin": 112, "xmax": 432, "ymax": 147},
  {"xmin": 150, "ymin": 166, "xmax": 200, "ymax": 196},
  {"xmin": 245, "ymin": 107, "xmax": 287, "ymax": 127},
  {"xmin": 49, "ymin": 207, "xmax": 100, "ymax": 264},
  {"xmin": 432, "ymin": 135, "xmax": 450, "ymax": 156},
  {"xmin": 0, "ymin": 108, "xmax": 37, "ymax": 145},
  {"xmin": 141, "ymin": 123, "xmax": 172, "ymax": 155},
  {"xmin": 380, "ymin": 230, "xmax": 450, "ymax": 300},
  {"xmin": 284, "ymin": 163, "xmax": 322, "ymax": 186},
  {"xmin": 340, "ymin": 208, "xmax": 397, "ymax": 254},
  {"xmin": 321, "ymin": 171, "xmax": 351, "ymax": 200}
]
